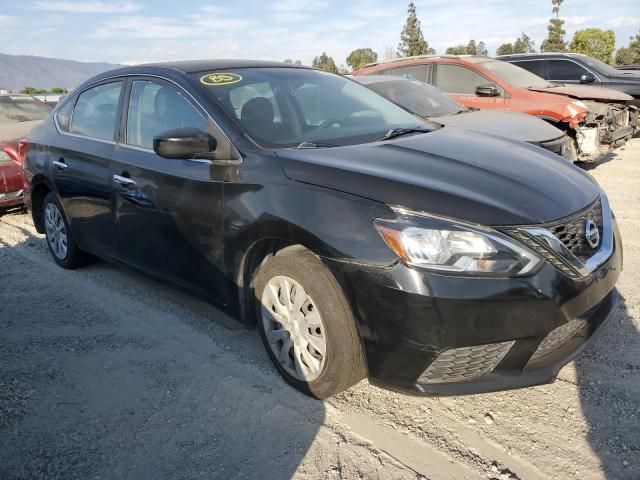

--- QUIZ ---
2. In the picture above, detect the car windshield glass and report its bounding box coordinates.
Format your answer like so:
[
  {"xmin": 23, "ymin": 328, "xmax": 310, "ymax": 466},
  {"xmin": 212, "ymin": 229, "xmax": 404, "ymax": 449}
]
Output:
[
  {"xmin": 477, "ymin": 60, "xmax": 553, "ymax": 88},
  {"xmin": 193, "ymin": 68, "xmax": 435, "ymax": 148},
  {"xmin": 0, "ymin": 95, "xmax": 51, "ymax": 124},
  {"xmin": 577, "ymin": 56, "xmax": 620, "ymax": 76},
  {"xmin": 365, "ymin": 79, "xmax": 465, "ymax": 118}
]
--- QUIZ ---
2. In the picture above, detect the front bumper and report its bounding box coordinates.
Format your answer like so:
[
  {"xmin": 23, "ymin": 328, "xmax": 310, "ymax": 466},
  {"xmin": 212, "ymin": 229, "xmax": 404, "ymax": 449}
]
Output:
[{"xmin": 324, "ymin": 221, "xmax": 622, "ymax": 395}]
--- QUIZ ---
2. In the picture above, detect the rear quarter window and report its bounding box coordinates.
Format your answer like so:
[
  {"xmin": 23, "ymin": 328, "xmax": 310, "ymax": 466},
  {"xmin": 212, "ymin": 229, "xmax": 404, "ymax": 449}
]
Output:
[{"xmin": 55, "ymin": 98, "xmax": 75, "ymax": 132}]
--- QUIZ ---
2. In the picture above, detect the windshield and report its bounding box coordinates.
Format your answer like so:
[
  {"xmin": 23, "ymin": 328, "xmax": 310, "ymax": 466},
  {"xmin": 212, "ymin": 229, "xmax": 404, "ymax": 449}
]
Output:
[
  {"xmin": 477, "ymin": 60, "xmax": 553, "ymax": 88},
  {"xmin": 0, "ymin": 95, "xmax": 51, "ymax": 124},
  {"xmin": 364, "ymin": 79, "xmax": 465, "ymax": 118},
  {"xmin": 576, "ymin": 55, "xmax": 621, "ymax": 76},
  {"xmin": 193, "ymin": 68, "xmax": 433, "ymax": 148}
]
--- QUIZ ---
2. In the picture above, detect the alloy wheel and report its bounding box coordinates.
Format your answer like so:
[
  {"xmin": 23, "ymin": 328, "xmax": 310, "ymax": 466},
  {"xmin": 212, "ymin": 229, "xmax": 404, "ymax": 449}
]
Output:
[
  {"xmin": 261, "ymin": 275, "xmax": 327, "ymax": 382},
  {"xmin": 44, "ymin": 203, "xmax": 68, "ymax": 260}
]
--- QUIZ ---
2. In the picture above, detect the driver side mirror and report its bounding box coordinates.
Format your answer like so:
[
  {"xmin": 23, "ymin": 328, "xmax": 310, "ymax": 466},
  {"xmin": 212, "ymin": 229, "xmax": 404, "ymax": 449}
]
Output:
[
  {"xmin": 580, "ymin": 73, "xmax": 596, "ymax": 83},
  {"xmin": 153, "ymin": 127, "xmax": 217, "ymax": 160},
  {"xmin": 475, "ymin": 83, "xmax": 500, "ymax": 97}
]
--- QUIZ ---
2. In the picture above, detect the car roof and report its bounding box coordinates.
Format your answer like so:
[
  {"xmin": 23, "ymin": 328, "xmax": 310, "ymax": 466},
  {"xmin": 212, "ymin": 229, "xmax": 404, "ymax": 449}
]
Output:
[
  {"xmin": 496, "ymin": 52, "xmax": 587, "ymax": 60},
  {"xmin": 138, "ymin": 59, "xmax": 311, "ymax": 73},
  {"xmin": 361, "ymin": 55, "xmax": 496, "ymax": 70}
]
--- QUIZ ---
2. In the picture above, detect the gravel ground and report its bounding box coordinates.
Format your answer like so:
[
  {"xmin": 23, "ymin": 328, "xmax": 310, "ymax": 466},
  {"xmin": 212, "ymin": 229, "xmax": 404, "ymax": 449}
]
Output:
[{"xmin": 1, "ymin": 140, "xmax": 639, "ymax": 480}]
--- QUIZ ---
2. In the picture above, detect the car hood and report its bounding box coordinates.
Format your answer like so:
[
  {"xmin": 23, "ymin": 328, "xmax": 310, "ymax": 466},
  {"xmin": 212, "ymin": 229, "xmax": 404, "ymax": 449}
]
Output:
[
  {"xmin": 433, "ymin": 110, "xmax": 564, "ymax": 143},
  {"xmin": 276, "ymin": 126, "xmax": 600, "ymax": 226},
  {"xmin": 0, "ymin": 120, "xmax": 42, "ymax": 144},
  {"xmin": 528, "ymin": 84, "xmax": 632, "ymax": 102}
]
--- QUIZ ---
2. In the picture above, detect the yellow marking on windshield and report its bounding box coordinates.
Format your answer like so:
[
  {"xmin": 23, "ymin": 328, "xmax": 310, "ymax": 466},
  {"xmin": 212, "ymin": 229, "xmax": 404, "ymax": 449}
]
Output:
[{"xmin": 200, "ymin": 73, "xmax": 243, "ymax": 86}]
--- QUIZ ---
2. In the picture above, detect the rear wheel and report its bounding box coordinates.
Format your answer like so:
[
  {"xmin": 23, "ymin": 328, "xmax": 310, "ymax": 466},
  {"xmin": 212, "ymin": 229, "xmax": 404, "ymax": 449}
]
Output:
[
  {"xmin": 255, "ymin": 246, "xmax": 366, "ymax": 399},
  {"xmin": 42, "ymin": 192, "xmax": 91, "ymax": 269}
]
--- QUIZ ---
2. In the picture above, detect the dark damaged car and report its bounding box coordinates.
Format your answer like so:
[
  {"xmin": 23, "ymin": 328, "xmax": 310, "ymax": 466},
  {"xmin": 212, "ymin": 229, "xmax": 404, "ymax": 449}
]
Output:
[
  {"xmin": 354, "ymin": 75, "xmax": 576, "ymax": 161},
  {"xmin": 23, "ymin": 61, "xmax": 622, "ymax": 398}
]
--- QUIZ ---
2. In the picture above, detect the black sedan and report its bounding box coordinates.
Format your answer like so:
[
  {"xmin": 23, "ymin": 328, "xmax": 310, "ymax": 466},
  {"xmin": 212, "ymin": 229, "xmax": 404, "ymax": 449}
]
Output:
[
  {"xmin": 353, "ymin": 75, "xmax": 576, "ymax": 161},
  {"xmin": 23, "ymin": 60, "xmax": 622, "ymax": 398}
]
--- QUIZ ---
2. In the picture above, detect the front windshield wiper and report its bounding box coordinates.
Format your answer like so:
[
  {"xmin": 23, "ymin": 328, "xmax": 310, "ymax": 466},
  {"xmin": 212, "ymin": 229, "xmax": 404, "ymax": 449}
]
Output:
[
  {"xmin": 296, "ymin": 141, "xmax": 338, "ymax": 149},
  {"xmin": 379, "ymin": 127, "xmax": 431, "ymax": 141}
]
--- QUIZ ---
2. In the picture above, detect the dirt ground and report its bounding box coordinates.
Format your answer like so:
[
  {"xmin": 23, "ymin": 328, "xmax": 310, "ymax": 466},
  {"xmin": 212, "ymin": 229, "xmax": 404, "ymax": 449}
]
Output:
[{"xmin": 1, "ymin": 140, "xmax": 639, "ymax": 480}]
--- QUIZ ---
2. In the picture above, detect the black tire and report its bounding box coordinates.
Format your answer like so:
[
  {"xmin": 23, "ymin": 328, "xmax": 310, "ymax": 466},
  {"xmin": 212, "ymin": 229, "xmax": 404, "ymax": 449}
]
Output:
[
  {"xmin": 255, "ymin": 245, "xmax": 366, "ymax": 399},
  {"xmin": 42, "ymin": 192, "xmax": 92, "ymax": 269}
]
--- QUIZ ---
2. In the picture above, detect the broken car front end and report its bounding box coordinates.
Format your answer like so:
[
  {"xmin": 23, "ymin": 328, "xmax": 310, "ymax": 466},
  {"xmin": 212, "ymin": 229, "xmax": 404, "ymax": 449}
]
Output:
[{"xmin": 572, "ymin": 100, "xmax": 639, "ymax": 163}]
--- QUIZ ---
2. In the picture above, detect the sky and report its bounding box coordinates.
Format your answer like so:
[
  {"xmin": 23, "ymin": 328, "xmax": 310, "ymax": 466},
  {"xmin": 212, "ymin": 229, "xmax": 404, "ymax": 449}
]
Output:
[{"xmin": 0, "ymin": 0, "xmax": 638, "ymax": 67}]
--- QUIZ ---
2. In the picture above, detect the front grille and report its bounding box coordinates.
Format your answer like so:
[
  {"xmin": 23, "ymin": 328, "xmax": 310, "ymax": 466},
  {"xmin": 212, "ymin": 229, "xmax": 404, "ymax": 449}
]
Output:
[
  {"xmin": 528, "ymin": 319, "xmax": 588, "ymax": 364},
  {"xmin": 505, "ymin": 198, "xmax": 604, "ymax": 278},
  {"xmin": 418, "ymin": 341, "xmax": 514, "ymax": 384},
  {"xmin": 548, "ymin": 199, "xmax": 602, "ymax": 263}
]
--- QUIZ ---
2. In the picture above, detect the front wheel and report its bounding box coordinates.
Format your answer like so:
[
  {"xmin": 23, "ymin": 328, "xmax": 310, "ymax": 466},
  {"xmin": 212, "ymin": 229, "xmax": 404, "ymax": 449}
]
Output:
[
  {"xmin": 255, "ymin": 246, "xmax": 366, "ymax": 399},
  {"xmin": 42, "ymin": 192, "xmax": 92, "ymax": 269}
]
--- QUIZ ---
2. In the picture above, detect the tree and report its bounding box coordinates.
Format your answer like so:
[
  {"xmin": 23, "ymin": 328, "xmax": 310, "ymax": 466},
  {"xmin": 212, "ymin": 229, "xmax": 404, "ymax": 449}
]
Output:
[
  {"xmin": 570, "ymin": 28, "xmax": 616, "ymax": 64},
  {"xmin": 540, "ymin": 0, "xmax": 567, "ymax": 52},
  {"xmin": 445, "ymin": 40, "xmax": 487, "ymax": 56},
  {"xmin": 497, "ymin": 43, "xmax": 515, "ymax": 56},
  {"xmin": 445, "ymin": 45, "xmax": 467, "ymax": 55},
  {"xmin": 20, "ymin": 87, "xmax": 47, "ymax": 94},
  {"xmin": 513, "ymin": 33, "xmax": 536, "ymax": 53},
  {"xmin": 49, "ymin": 87, "xmax": 69, "ymax": 94},
  {"xmin": 497, "ymin": 33, "xmax": 536, "ymax": 56},
  {"xmin": 397, "ymin": 2, "xmax": 434, "ymax": 57},
  {"xmin": 383, "ymin": 46, "xmax": 396, "ymax": 61},
  {"xmin": 283, "ymin": 59, "xmax": 303, "ymax": 65},
  {"xmin": 615, "ymin": 30, "xmax": 640, "ymax": 65},
  {"xmin": 312, "ymin": 52, "xmax": 338, "ymax": 73},
  {"xmin": 476, "ymin": 41, "xmax": 488, "ymax": 56},
  {"xmin": 346, "ymin": 48, "xmax": 378, "ymax": 71}
]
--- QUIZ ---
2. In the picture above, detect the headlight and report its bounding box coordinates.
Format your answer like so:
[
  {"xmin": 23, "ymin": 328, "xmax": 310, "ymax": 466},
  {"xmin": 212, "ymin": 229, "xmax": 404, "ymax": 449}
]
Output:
[
  {"xmin": 0, "ymin": 150, "xmax": 12, "ymax": 164},
  {"xmin": 571, "ymin": 100, "xmax": 588, "ymax": 109},
  {"xmin": 374, "ymin": 208, "xmax": 541, "ymax": 276}
]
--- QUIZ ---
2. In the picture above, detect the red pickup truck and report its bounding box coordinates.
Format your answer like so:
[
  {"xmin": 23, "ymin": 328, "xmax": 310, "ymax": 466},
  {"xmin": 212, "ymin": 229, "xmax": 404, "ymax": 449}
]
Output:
[
  {"xmin": 1, "ymin": 94, "xmax": 52, "ymax": 210},
  {"xmin": 354, "ymin": 56, "xmax": 639, "ymax": 162}
]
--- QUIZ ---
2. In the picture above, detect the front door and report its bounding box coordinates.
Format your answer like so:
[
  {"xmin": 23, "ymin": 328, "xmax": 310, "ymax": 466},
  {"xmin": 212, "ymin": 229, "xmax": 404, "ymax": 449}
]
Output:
[
  {"xmin": 111, "ymin": 78, "xmax": 229, "ymax": 302},
  {"xmin": 434, "ymin": 63, "xmax": 508, "ymax": 110},
  {"xmin": 50, "ymin": 80, "xmax": 124, "ymax": 258}
]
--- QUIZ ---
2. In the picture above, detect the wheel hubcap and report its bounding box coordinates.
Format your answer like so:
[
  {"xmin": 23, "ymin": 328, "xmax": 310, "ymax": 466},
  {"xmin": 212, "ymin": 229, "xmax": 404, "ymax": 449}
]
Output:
[
  {"xmin": 44, "ymin": 203, "xmax": 68, "ymax": 260},
  {"xmin": 261, "ymin": 275, "xmax": 327, "ymax": 382}
]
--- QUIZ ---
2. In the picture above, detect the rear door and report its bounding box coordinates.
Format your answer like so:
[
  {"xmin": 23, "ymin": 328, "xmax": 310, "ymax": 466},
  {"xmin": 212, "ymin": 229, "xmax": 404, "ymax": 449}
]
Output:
[
  {"xmin": 49, "ymin": 80, "xmax": 124, "ymax": 257},
  {"xmin": 111, "ymin": 78, "xmax": 231, "ymax": 301},
  {"xmin": 433, "ymin": 63, "xmax": 508, "ymax": 110}
]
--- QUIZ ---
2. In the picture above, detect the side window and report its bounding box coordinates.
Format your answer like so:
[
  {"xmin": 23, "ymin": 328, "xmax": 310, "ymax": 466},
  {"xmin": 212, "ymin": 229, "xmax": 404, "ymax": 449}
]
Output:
[
  {"xmin": 435, "ymin": 64, "xmax": 495, "ymax": 95},
  {"xmin": 126, "ymin": 81, "xmax": 208, "ymax": 149},
  {"xmin": 548, "ymin": 60, "xmax": 588, "ymax": 81},
  {"xmin": 514, "ymin": 60, "xmax": 546, "ymax": 78},
  {"xmin": 389, "ymin": 65, "xmax": 428, "ymax": 82},
  {"xmin": 55, "ymin": 97, "xmax": 75, "ymax": 132},
  {"xmin": 228, "ymin": 82, "xmax": 282, "ymax": 123},
  {"xmin": 70, "ymin": 82, "xmax": 122, "ymax": 141}
]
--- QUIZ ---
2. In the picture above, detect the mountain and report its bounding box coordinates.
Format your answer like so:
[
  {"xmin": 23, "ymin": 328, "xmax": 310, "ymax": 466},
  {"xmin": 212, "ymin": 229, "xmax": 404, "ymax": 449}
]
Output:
[{"xmin": 0, "ymin": 52, "xmax": 121, "ymax": 92}]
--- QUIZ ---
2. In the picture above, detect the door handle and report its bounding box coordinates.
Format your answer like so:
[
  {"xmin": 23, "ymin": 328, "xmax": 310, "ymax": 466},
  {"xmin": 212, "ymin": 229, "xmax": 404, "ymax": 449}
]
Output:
[
  {"xmin": 53, "ymin": 159, "xmax": 68, "ymax": 170},
  {"xmin": 112, "ymin": 174, "xmax": 136, "ymax": 188}
]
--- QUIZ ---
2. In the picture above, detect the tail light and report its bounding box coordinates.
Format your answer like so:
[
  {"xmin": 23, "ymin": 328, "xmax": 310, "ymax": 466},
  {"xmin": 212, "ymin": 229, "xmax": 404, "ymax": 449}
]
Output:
[{"xmin": 17, "ymin": 139, "xmax": 28, "ymax": 164}]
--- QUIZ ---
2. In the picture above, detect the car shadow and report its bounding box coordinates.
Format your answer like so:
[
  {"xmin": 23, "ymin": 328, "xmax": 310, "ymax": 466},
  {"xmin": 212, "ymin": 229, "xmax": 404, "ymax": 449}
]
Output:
[
  {"xmin": 576, "ymin": 294, "xmax": 640, "ymax": 479},
  {"xmin": 0, "ymin": 223, "xmax": 324, "ymax": 480}
]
